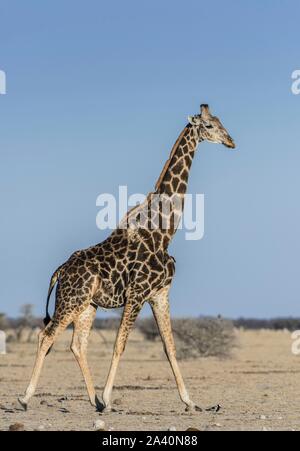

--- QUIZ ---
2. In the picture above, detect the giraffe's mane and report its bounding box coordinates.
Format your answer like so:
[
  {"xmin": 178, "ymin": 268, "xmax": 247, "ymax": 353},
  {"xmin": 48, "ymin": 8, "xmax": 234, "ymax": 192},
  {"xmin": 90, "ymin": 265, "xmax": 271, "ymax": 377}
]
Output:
[{"xmin": 154, "ymin": 125, "xmax": 189, "ymax": 191}]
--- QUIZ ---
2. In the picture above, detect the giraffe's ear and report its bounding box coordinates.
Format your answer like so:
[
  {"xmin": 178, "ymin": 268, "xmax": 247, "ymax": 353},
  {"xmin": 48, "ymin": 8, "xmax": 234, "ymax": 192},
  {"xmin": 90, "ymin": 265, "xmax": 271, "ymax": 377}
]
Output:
[
  {"xmin": 188, "ymin": 115, "xmax": 201, "ymax": 125},
  {"xmin": 200, "ymin": 104, "xmax": 211, "ymax": 121}
]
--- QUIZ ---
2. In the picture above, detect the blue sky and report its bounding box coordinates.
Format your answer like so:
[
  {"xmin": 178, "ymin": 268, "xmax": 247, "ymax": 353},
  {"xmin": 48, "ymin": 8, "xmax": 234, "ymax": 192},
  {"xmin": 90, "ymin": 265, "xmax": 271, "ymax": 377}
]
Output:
[{"xmin": 0, "ymin": 0, "xmax": 299, "ymax": 318}]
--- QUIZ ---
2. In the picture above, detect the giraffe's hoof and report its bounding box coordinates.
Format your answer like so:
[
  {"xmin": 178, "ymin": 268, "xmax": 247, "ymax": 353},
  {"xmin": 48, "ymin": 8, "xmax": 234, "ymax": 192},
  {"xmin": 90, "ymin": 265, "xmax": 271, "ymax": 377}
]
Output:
[
  {"xmin": 96, "ymin": 401, "xmax": 112, "ymax": 414},
  {"xmin": 94, "ymin": 396, "xmax": 105, "ymax": 412},
  {"xmin": 18, "ymin": 398, "xmax": 28, "ymax": 411},
  {"xmin": 205, "ymin": 404, "xmax": 221, "ymax": 413}
]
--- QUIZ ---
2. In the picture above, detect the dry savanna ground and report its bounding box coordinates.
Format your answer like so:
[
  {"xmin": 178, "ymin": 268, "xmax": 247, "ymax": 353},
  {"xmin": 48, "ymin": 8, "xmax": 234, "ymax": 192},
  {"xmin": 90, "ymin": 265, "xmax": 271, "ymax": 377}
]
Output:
[{"xmin": 0, "ymin": 328, "xmax": 300, "ymax": 431}]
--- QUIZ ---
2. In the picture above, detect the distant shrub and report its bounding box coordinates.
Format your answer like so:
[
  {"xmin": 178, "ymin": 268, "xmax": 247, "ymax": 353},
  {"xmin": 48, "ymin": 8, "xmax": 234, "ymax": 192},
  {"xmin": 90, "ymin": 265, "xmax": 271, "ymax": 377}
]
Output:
[
  {"xmin": 172, "ymin": 318, "xmax": 235, "ymax": 360},
  {"xmin": 94, "ymin": 317, "xmax": 121, "ymax": 330},
  {"xmin": 137, "ymin": 316, "xmax": 235, "ymax": 359},
  {"xmin": 234, "ymin": 317, "xmax": 300, "ymax": 331},
  {"xmin": 3, "ymin": 310, "xmax": 300, "ymax": 335},
  {"xmin": 137, "ymin": 318, "xmax": 159, "ymax": 341},
  {"xmin": 0, "ymin": 313, "xmax": 8, "ymax": 330},
  {"xmin": 0, "ymin": 315, "xmax": 43, "ymax": 330}
]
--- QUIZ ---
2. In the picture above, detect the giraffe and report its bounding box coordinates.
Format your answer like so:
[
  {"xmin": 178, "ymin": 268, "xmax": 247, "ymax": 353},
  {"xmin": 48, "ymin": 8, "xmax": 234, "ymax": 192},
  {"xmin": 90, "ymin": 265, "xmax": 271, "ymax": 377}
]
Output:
[{"xmin": 18, "ymin": 104, "xmax": 235, "ymax": 413}]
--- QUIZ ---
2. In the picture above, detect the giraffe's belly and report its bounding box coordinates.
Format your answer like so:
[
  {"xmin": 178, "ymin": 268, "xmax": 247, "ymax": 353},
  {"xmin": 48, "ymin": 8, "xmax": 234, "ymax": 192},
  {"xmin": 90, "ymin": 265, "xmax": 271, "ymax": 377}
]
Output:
[
  {"xmin": 92, "ymin": 278, "xmax": 127, "ymax": 309},
  {"xmin": 91, "ymin": 250, "xmax": 176, "ymax": 308}
]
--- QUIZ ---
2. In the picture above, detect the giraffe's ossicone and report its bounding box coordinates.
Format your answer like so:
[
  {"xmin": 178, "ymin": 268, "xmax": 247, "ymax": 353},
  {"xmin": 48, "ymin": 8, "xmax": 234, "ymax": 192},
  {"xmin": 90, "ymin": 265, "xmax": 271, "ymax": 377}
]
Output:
[{"xmin": 19, "ymin": 104, "xmax": 236, "ymax": 413}]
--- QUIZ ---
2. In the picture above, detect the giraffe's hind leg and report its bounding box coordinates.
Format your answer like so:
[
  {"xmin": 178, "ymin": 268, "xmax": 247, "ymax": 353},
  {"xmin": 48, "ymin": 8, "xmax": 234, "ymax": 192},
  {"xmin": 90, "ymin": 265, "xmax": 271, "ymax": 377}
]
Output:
[
  {"xmin": 71, "ymin": 304, "xmax": 102, "ymax": 410},
  {"xmin": 18, "ymin": 262, "xmax": 100, "ymax": 411},
  {"xmin": 18, "ymin": 312, "xmax": 74, "ymax": 411}
]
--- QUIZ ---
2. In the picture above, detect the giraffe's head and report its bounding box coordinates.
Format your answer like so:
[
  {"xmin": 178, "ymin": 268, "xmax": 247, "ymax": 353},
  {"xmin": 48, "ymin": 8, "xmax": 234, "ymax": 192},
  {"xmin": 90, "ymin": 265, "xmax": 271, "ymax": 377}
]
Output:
[{"xmin": 188, "ymin": 104, "xmax": 236, "ymax": 149}]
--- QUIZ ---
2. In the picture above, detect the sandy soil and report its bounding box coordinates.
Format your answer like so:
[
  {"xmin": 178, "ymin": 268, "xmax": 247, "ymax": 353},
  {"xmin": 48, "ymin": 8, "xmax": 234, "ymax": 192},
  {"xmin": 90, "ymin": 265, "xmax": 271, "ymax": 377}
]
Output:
[{"xmin": 0, "ymin": 328, "xmax": 300, "ymax": 431}]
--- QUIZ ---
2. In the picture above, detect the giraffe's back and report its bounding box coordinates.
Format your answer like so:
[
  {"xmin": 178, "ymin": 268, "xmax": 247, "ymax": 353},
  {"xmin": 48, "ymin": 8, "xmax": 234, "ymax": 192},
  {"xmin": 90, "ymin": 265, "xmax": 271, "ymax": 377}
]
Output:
[{"xmin": 54, "ymin": 227, "xmax": 176, "ymax": 312}]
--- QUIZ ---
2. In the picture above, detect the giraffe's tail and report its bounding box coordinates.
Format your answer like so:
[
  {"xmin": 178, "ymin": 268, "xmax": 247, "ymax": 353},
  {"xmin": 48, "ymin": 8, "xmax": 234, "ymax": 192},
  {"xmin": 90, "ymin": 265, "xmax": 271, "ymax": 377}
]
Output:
[{"xmin": 43, "ymin": 266, "xmax": 62, "ymax": 327}]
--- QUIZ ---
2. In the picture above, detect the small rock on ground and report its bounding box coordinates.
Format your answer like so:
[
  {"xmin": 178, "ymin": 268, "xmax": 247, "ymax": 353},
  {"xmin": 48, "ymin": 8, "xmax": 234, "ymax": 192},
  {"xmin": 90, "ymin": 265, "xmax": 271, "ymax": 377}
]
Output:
[
  {"xmin": 9, "ymin": 423, "xmax": 25, "ymax": 432},
  {"xmin": 93, "ymin": 419, "xmax": 106, "ymax": 431}
]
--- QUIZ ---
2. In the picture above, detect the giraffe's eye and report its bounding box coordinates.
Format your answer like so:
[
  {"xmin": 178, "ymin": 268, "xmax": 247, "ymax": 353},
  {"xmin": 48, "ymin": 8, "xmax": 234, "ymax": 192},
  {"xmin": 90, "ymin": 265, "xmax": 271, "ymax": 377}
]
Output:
[{"xmin": 205, "ymin": 124, "xmax": 213, "ymax": 129}]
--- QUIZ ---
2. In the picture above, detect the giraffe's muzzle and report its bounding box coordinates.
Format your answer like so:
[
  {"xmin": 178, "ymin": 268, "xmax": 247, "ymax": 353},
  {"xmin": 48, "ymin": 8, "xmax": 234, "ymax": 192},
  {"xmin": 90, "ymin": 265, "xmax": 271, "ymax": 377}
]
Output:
[{"xmin": 225, "ymin": 138, "xmax": 236, "ymax": 149}]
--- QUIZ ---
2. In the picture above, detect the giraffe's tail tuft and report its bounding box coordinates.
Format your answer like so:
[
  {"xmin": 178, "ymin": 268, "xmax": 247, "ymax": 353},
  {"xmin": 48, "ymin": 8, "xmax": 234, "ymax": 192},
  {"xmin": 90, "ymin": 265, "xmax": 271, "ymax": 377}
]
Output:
[{"xmin": 43, "ymin": 315, "xmax": 51, "ymax": 327}]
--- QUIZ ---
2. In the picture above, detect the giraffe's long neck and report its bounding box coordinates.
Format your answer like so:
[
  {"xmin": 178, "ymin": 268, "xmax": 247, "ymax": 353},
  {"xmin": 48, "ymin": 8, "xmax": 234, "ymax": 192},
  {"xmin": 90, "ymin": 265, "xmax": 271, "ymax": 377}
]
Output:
[
  {"xmin": 118, "ymin": 124, "xmax": 201, "ymax": 250},
  {"xmin": 152, "ymin": 124, "xmax": 202, "ymax": 248},
  {"xmin": 155, "ymin": 125, "xmax": 200, "ymax": 196}
]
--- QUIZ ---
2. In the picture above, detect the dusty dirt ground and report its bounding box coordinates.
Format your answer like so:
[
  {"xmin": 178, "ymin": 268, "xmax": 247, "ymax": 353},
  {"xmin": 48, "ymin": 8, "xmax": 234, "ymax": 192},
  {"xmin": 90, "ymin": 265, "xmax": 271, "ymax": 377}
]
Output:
[{"xmin": 0, "ymin": 328, "xmax": 300, "ymax": 431}]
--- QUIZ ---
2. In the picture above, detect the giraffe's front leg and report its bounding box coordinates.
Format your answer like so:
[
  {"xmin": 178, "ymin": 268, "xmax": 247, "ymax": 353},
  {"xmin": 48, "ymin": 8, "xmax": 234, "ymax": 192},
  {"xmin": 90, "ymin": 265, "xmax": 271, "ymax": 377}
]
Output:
[
  {"xmin": 100, "ymin": 299, "xmax": 143, "ymax": 413},
  {"xmin": 149, "ymin": 287, "xmax": 220, "ymax": 413}
]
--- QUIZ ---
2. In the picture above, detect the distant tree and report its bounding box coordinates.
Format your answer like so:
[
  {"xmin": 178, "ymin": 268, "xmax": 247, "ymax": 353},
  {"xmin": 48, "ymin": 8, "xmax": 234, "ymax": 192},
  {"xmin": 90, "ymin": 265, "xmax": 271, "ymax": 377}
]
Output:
[
  {"xmin": 20, "ymin": 304, "xmax": 35, "ymax": 327},
  {"xmin": 0, "ymin": 313, "xmax": 8, "ymax": 330}
]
